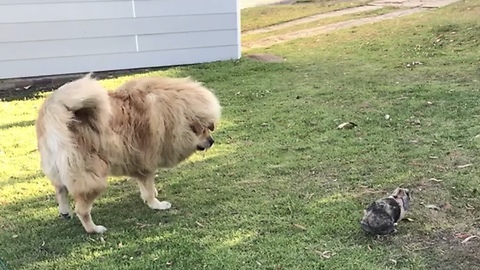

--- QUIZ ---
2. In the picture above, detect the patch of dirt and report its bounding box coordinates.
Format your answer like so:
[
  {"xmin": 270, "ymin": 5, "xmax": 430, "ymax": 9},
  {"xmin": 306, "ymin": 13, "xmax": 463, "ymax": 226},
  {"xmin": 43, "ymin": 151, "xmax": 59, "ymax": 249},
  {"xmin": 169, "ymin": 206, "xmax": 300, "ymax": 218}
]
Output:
[
  {"xmin": 243, "ymin": 0, "xmax": 463, "ymax": 49},
  {"xmin": 371, "ymin": 229, "xmax": 480, "ymax": 269},
  {"xmin": 372, "ymin": 230, "xmax": 480, "ymax": 269},
  {"xmin": 370, "ymin": 0, "xmax": 462, "ymax": 8},
  {"xmin": 357, "ymin": 178, "xmax": 480, "ymax": 268},
  {"xmin": 243, "ymin": 8, "xmax": 427, "ymax": 49},
  {"xmin": 244, "ymin": 5, "xmax": 383, "ymax": 35},
  {"xmin": 298, "ymin": 173, "xmax": 480, "ymax": 269},
  {"xmin": 406, "ymin": 230, "xmax": 480, "ymax": 270},
  {"xmin": 400, "ymin": 182, "xmax": 479, "ymax": 269},
  {"xmin": 245, "ymin": 53, "xmax": 285, "ymax": 62},
  {"xmin": 443, "ymin": 149, "xmax": 473, "ymax": 168}
]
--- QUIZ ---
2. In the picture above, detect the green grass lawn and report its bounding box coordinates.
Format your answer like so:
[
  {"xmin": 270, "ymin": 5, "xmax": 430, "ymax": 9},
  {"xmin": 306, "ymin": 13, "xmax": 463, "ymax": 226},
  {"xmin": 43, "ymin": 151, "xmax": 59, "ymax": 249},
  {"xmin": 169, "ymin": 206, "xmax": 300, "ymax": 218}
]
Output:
[
  {"xmin": 241, "ymin": 0, "xmax": 371, "ymax": 32},
  {"xmin": 1, "ymin": 1, "xmax": 480, "ymax": 269}
]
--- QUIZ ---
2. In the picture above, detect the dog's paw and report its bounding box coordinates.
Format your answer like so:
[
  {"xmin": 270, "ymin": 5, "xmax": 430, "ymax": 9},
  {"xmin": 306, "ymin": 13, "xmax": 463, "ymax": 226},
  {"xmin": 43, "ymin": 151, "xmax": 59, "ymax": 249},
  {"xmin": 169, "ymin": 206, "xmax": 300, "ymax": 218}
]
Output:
[
  {"xmin": 148, "ymin": 199, "xmax": 172, "ymax": 210},
  {"xmin": 87, "ymin": 225, "xmax": 107, "ymax": 234},
  {"xmin": 60, "ymin": 213, "xmax": 72, "ymax": 220}
]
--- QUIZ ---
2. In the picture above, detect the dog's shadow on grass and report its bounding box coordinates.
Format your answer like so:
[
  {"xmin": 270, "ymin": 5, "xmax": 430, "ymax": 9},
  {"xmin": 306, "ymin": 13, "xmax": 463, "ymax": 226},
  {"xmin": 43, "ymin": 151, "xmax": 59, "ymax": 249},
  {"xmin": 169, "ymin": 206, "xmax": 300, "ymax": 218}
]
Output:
[
  {"xmin": 0, "ymin": 193, "xmax": 214, "ymax": 268},
  {"xmin": 0, "ymin": 149, "xmax": 245, "ymax": 269}
]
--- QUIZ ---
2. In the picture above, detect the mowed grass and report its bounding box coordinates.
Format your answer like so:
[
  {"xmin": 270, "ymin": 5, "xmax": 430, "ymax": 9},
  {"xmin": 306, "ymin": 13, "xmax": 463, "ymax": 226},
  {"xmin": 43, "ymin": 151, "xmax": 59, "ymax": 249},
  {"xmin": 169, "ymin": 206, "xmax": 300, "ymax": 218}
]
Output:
[
  {"xmin": 241, "ymin": 0, "xmax": 371, "ymax": 32},
  {"xmin": 1, "ymin": 1, "xmax": 480, "ymax": 269}
]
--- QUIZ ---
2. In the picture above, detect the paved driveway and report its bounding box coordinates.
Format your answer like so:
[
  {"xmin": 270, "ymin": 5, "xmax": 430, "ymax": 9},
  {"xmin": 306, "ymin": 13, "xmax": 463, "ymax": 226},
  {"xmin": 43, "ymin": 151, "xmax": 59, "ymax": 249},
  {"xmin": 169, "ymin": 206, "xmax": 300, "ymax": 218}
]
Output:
[{"xmin": 241, "ymin": 0, "xmax": 286, "ymax": 9}]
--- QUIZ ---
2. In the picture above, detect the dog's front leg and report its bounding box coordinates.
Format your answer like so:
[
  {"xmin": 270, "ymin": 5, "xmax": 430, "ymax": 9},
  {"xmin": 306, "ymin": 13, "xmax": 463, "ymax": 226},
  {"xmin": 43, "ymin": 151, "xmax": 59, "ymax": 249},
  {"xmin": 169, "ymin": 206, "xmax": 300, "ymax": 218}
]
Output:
[{"xmin": 136, "ymin": 174, "xmax": 171, "ymax": 210}]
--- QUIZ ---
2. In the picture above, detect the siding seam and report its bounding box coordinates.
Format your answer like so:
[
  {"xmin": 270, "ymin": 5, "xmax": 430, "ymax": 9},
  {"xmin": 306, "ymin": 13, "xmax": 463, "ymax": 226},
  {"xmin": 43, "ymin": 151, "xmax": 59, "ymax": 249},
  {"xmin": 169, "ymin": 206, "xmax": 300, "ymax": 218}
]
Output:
[
  {"xmin": 0, "ymin": 12, "xmax": 236, "ymax": 25},
  {"xmin": 0, "ymin": 28, "xmax": 238, "ymax": 44},
  {"xmin": 0, "ymin": 44, "xmax": 238, "ymax": 63}
]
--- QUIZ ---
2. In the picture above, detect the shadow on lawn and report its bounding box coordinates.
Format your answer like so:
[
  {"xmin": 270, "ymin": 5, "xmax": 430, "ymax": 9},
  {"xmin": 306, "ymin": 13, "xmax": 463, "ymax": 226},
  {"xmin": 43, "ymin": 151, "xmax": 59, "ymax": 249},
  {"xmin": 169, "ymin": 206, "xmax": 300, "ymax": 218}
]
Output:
[
  {"xmin": 0, "ymin": 120, "xmax": 35, "ymax": 131},
  {"xmin": 0, "ymin": 171, "xmax": 45, "ymax": 189},
  {"xmin": 0, "ymin": 155, "xmax": 233, "ymax": 268},
  {"xmin": 0, "ymin": 151, "xmax": 332, "ymax": 269},
  {"xmin": 0, "ymin": 189, "xmax": 371, "ymax": 270},
  {"xmin": 0, "ymin": 112, "xmax": 247, "ymax": 269}
]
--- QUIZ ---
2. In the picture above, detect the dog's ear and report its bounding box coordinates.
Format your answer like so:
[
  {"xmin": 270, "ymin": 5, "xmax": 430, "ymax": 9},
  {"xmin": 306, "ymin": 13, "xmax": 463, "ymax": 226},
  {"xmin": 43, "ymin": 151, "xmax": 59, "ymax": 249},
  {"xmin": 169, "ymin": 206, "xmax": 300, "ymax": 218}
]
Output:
[
  {"xmin": 190, "ymin": 122, "xmax": 203, "ymax": 135},
  {"xmin": 208, "ymin": 123, "xmax": 215, "ymax": 131}
]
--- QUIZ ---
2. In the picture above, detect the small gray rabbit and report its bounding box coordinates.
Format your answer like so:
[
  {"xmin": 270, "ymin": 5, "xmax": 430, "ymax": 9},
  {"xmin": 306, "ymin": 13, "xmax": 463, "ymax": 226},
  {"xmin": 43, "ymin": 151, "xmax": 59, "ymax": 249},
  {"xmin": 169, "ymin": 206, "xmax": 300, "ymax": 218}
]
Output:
[{"xmin": 360, "ymin": 188, "xmax": 411, "ymax": 235}]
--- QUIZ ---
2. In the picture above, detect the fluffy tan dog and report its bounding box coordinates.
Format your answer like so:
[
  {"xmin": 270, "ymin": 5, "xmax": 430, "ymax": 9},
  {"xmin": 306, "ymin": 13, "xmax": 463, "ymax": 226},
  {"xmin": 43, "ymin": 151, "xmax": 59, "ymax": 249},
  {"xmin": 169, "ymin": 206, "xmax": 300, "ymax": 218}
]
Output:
[{"xmin": 35, "ymin": 74, "xmax": 221, "ymax": 233}]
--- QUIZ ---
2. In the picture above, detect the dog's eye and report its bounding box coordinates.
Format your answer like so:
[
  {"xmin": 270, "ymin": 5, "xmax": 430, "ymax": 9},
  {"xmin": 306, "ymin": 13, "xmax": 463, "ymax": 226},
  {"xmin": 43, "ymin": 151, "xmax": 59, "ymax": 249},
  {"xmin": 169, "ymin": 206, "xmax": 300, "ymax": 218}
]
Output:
[
  {"xmin": 190, "ymin": 123, "xmax": 202, "ymax": 135},
  {"xmin": 208, "ymin": 123, "xmax": 215, "ymax": 131}
]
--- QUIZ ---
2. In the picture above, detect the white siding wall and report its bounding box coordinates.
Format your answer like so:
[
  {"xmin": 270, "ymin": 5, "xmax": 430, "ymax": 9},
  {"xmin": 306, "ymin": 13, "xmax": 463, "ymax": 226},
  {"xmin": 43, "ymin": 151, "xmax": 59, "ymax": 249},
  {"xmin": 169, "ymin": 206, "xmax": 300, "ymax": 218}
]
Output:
[{"xmin": 0, "ymin": 0, "xmax": 241, "ymax": 79}]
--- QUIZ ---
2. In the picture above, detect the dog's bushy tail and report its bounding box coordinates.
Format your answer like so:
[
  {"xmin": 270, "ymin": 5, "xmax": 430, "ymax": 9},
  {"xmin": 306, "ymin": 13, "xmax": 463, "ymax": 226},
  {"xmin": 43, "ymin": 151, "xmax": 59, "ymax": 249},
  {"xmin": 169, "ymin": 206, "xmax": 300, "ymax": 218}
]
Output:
[{"xmin": 35, "ymin": 73, "xmax": 111, "ymax": 184}]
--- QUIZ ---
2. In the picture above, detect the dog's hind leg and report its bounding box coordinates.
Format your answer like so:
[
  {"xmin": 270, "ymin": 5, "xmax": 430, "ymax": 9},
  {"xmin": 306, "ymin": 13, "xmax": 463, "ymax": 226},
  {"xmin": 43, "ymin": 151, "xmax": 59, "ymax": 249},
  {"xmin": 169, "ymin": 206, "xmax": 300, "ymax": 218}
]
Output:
[
  {"xmin": 136, "ymin": 174, "xmax": 171, "ymax": 210},
  {"xmin": 73, "ymin": 189, "xmax": 107, "ymax": 234},
  {"xmin": 55, "ymin": 185, "xmax": 72, "ymax": 219},
  {"xmin": 70, "ymin": 173, "xmax": 108, "ymax": 234}
]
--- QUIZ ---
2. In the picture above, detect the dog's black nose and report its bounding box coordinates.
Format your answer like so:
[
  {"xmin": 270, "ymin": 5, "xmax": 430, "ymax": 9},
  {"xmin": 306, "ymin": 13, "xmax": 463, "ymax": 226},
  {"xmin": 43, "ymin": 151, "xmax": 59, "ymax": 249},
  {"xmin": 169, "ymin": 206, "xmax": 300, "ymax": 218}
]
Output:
[
  {"xmin": 208, "ymin": 137, "xmax": 214, "ymax": 146},
  {"xmin": 60, "ymin": 213, "xmax": 72, "ymax": 220}
]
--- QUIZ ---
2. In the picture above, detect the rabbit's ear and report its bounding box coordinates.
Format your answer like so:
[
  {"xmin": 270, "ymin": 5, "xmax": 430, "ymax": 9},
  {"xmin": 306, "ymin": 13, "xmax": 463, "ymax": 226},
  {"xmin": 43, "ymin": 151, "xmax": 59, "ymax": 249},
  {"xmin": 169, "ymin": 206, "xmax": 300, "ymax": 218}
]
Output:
[
  {"xmin": 405, "ymin": 189, "xmax": 412, "ymax": 200},
  {"xmin": 391, "ymin": 187, "xmax": 401, "ymax": 197}
]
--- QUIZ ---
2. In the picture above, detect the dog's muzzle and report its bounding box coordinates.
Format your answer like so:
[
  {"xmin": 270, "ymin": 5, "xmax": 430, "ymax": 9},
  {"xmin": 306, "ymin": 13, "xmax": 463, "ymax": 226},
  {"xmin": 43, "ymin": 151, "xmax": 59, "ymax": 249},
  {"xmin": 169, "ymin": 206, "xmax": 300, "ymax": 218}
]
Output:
[{"xmin": 197, "ymin": 136, "xmax": 215, "ymax": 151}]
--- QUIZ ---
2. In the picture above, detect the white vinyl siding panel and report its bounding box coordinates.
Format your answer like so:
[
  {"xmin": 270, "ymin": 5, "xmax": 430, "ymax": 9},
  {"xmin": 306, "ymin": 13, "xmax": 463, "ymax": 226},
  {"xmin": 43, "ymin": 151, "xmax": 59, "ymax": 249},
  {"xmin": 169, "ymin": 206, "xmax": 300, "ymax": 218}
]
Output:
[
  {"xmin": 0, "ymin": 0, "xmax": 131, "ymax": 3},
  {"xmin": 0, "ymin": 37, "xmax": 136, "ymax": 61},
  {"xmin": 0, "ymin": 0, "xmax": 235, "ymax": 23},
  {"xmin": 0, "ymin": 14, "xmax": 237, "ymax": 43},
  {"xmin": 0, "ymin": 30, "xmax": 237, "ymax": 62},
  {"xmin": 137, "ymin": 30, "xmax": 238, "ymax": 52},
  {"xmin": 0, "ymin": 2, "xmax": 134, "ymax": 23},
  {"xmin": 0, "ymin": 0, "xmax": 241, "ymax": 79},
  {"xmin": 134, "ymin": 0, "xmax": 236, "ymax": 17},
  {"xmin": 0, "ymin": 46, "xmax": 237, "ymax": 79}
]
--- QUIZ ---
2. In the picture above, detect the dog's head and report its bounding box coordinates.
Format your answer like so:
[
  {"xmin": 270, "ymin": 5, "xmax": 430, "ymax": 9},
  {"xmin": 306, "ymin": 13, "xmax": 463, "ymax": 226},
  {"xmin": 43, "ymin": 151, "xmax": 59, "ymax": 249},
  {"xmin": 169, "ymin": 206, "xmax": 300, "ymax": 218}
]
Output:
[{"xmin": 190, "ymin": 122, "xmax": 216, "ymax": 151}]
